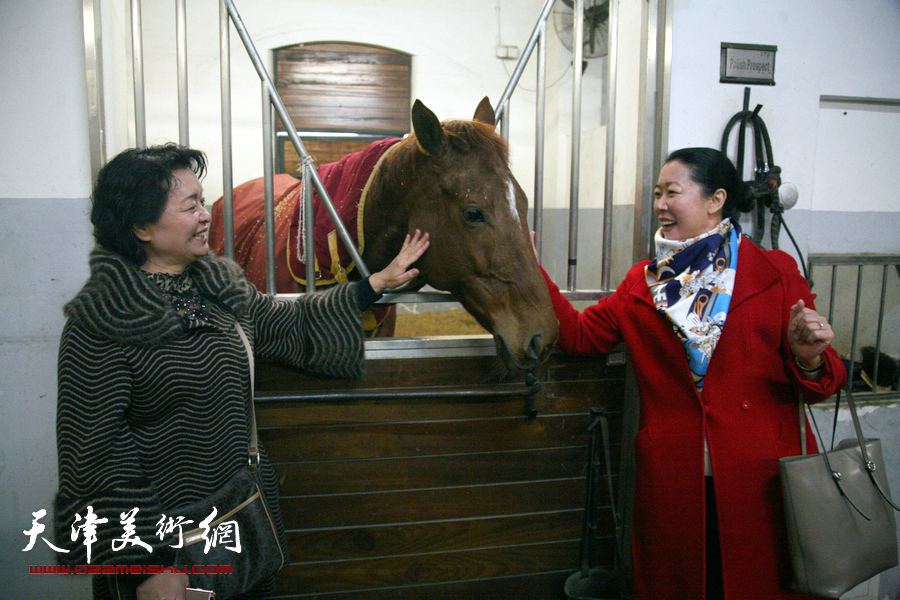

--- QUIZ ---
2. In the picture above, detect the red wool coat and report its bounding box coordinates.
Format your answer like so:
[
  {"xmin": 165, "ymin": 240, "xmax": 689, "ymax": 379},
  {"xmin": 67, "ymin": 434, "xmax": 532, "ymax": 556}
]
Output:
[{"xmin": 543, "ymin": 239, "xmax": 846, "ymax": 600}]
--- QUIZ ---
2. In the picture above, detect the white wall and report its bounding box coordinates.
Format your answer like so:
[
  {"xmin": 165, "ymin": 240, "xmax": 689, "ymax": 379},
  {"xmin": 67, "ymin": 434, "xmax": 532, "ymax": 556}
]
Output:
[
  {"xmin": 668, "ymin": 0, "xmax": 900, "ymax": 217},
  {"xmin": 666, "ymin": 0, "xmax": 900, "ymax": 363},
  {"xmin": 0, "ymin": 0, "xmax": 92, "ymax": 198}
]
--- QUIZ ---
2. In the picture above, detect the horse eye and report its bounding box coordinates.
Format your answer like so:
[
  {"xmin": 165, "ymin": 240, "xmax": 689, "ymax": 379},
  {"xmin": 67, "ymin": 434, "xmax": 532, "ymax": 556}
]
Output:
[{"xmin": 462, "ymin": 206, "xmax": 487, "ymax": 224}]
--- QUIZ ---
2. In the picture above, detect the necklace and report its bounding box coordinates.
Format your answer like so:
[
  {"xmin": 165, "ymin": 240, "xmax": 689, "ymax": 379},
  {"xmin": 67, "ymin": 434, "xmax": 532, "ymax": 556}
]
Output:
[{"xmin": 142, "ymin": 270, "xmax": 208, "ymax": 323}]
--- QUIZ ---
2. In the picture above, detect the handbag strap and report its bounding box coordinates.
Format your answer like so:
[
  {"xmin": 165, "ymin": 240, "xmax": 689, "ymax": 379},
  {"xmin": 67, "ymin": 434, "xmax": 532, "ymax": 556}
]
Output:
[
  {"xmin": 234, "ymin": 320, "xmax": 261, "ymax": 470},
  {"xmin": 842, "ymin": 385, "xmax": 900, "ymax": 511},
  {"xmin": 798, "ymin": 383, "xmax": 900, "ymax": 514}
]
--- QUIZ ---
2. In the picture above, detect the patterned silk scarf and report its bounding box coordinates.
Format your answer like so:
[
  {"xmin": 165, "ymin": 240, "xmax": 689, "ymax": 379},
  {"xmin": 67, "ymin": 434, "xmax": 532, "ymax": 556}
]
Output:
[{"xmin": 644, "ymin": 219, "xmax": 741, "ymax": 389}]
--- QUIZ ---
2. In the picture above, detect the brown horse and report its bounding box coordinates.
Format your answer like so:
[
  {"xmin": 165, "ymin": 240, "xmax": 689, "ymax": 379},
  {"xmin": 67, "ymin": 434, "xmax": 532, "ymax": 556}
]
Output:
[{"xmin": 210, "ymin": 97, "xmax": 557, "ymax": 370}]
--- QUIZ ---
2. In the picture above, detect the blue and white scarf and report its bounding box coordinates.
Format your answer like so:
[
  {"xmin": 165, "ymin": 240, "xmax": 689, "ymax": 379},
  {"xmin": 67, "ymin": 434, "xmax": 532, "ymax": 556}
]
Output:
[{"xmin": 644, "ymin": 219, "xmax": 741, "ymax": 389}]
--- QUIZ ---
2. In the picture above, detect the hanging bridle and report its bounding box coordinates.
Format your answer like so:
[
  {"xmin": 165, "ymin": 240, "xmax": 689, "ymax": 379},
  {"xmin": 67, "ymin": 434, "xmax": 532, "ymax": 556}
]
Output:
[{"xmin": 720, "ymin": 90, "xmax": 784, "ymax": 249}]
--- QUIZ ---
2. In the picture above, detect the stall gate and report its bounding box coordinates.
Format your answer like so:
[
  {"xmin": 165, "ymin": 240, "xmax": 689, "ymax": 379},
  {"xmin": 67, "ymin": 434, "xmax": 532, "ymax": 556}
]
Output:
[
  {"xmin": 255, "ymin": 341, "xmax": 630, "ymax": 598},
  {"xmin": 807, "ymin": 253, "xmax": 900, "ymax": 402}
]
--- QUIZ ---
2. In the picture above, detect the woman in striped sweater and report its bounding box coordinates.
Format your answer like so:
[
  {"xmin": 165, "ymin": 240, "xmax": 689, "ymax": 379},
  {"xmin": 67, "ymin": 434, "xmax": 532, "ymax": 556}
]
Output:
[{"xmin": 55, "ymin": 144, "xmax": 428, "ymax": 600}]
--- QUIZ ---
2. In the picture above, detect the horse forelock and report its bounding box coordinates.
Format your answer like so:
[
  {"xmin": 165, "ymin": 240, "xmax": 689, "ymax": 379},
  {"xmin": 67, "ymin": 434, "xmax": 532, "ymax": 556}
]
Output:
[
  {"xmin": 378, "ymin": 119, "xmax": 510, "ymax": 194},
  {"xmin": 395, "ymin": 119, "xmax": 508, "ymax": 166},
  {"xmin": 441, "ymin": 119, "xmax": 509, "ymax": 166}
]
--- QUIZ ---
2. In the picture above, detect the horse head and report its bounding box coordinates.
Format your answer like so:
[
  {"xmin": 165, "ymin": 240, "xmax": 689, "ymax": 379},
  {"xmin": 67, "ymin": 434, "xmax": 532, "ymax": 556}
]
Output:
[{"xmin": 363, "ymin": 97, "xmax": 558, "ymax": 371}]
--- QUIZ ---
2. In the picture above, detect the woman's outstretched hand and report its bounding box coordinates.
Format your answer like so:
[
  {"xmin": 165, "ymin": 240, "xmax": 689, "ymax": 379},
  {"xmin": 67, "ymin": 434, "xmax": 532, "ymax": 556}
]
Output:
[{"xmin": 368, "ymin": 229, "xmax": 430, "ymax": 294}]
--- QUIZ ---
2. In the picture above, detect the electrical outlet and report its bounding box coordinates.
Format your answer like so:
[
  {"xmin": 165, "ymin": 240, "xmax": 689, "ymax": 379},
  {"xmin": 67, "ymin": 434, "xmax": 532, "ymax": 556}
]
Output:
[{"xmin": 494, "ymin": 45, "xmax": 520, "ymax": 60}]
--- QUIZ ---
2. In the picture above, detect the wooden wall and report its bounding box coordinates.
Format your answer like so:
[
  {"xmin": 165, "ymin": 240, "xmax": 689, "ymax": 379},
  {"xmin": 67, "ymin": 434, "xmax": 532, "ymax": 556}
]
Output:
[
  {"xmin": 274, "ymin": 42, "xmax": 411, "ymax": 134},
  {"xmin": 255, "ymin": 344, "xmax": 630, "ymax": 599},
  {"xmin": 273, "ymin": 42, "xmax": 411, "ymax": 174}
]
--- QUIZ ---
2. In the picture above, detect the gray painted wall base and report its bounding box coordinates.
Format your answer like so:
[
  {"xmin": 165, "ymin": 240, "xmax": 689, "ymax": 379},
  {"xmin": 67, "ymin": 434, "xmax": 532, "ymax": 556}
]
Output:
[{"xmin": 1, "ymin": 198, "xmax": 93, "ymax": 598}]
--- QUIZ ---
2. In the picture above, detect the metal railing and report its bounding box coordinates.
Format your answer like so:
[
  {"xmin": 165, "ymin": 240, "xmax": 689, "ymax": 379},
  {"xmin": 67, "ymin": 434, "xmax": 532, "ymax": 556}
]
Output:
[
  {"xmin": 84, "ymin": 0, "xmax": 669, "ymax": 304},
  {"xmin": 494, "ymin": 0, "xmax": 619, "ymax": 293},
  {"xmin": 103, "ymin": 0, "xmax": 369, "ymax": 296},
  {"xmin": 222, "ymin": 0, "xmax": 367, "ymax": 295},
  {"xmin": 808, "ymin": 253, "xmax": 900, "ymax": 403}
]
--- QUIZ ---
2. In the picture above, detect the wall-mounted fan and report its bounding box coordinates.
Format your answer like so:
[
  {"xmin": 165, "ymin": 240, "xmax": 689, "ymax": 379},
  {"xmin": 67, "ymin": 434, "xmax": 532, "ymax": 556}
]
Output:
[{"xmin": 553, "ymin": 0, "xmax": 610, "ymax": 59}]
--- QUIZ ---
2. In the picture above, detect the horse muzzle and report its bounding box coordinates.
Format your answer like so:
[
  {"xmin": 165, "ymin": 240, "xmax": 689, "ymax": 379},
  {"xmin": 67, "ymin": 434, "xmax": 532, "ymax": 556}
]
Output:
[{"xmin": 494, "ymin": 332, "xmax": 552, "ymax": 372}]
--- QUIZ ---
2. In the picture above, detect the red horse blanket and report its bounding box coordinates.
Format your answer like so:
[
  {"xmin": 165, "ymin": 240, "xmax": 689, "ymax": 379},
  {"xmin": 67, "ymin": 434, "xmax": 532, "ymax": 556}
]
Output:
[
  {"xmin": 210, "ymin": 138, "xmax": 402, "ymax": 336},
  {"xmin": 211, "ymin": 137, "xmax": 401, "ymax": 294},
  {"xmin": 289, "ymin": 137, "xmax": 402, "ymax": 286}
]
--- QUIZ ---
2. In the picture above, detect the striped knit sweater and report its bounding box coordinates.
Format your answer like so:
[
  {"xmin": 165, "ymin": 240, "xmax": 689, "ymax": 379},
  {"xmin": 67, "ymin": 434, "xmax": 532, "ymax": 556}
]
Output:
[{"xmin": 55, "ymin": 247, "xmax": 365, "ymax": 597}]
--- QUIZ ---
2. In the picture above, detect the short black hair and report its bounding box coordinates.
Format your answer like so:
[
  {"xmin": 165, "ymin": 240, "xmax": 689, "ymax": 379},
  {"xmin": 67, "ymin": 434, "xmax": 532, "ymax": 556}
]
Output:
[
  {"xmin": 91, "ymin": 143, "xmax": 207, "ymax": 264},
  {"xmin": 665, "ymin": 147, "xmax": 754, "ymax": 220}
]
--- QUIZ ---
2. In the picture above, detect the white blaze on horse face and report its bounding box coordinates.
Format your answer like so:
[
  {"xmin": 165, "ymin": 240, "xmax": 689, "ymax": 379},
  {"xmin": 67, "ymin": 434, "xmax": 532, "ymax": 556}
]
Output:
[{"xmin": 505, "ymin": 178, "xmax": 520, "ymax": 225}]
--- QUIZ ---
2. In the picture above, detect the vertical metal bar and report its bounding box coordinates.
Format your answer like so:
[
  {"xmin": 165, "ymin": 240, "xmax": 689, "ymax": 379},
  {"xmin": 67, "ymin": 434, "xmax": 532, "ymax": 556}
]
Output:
[
  {"xmin": 533, "ymin": 20, "xmax": 547, "ymax": 259},
  {"xmin": 827, "ymin": 265, "xmax": 837, "ymax": 325},
  {"xmin": 219, "ymin": 0, "xmax": 234, "ymax": 259},
  {"xmin": 221, "ymin": 0, "xmax": 369, "ymax": 277},
  {"xmin": 654, "ymin": 0, "xmax": 673, "ymax": 186},
  {"xmin": 303, "ymin": 160, "xmax": 316, "ymax": 293},
  {"xmin": 567, "ymin": 0, "xmax": 585, "ymax": 291},
  {"xmin": 500, "ymin": 100, "xmax": 510, "ymax": 141},
  {"xmin": 83, "ymin": 0, "xmax": 105, "ymax": 181},
  {"xmin": 631, "ymin": 0, "xmax": 663, "ymax": 263},
  {"xmin": 131, "ymin": 0, "xmax": 146, "ymax": 148},
  {"xmin": 601, "ymin": 0, "xmax": 619, "ymax": 290},
  {"xmin": 849, "ymin": 265, "xmax": 863, "ymax": 388},
  {"xmin": 262, "ymin": 86, "xmax": 277, "ymax": 296},
  {"xmin": 872, "ymin": 265, "xmax": 888, "ymax": 389},
  {"xmin": 494, "ymin": 0, "xmax": 558, "ymax": 123},
  {"xmin": 176, "ymin": 0, "xmax": 189, "ymax": 146}
]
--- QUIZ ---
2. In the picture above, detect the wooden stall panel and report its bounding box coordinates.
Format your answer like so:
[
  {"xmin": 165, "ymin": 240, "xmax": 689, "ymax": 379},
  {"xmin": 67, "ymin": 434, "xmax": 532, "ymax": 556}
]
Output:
[
  {"xmin": 277, "ymin": 542, "xmax": 580, "ymax": 593},
  {"xmin": 277, "ymin": 446, "xmax": 588, "ymax": 496},
  {"xmin": 256, "ymin": 350, "xmax": 627, "ymax": 599},
  {"xmin": 285, "ymin": 512, "xmax": 582, "ymax": 562}
]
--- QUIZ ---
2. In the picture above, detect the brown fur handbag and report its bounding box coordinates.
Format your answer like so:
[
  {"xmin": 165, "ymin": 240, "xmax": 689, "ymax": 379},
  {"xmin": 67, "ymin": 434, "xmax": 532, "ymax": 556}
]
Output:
[
  {"xmin": 110, "ymin": 321, "xmax": 287, "ymax": 600},
  {"xmin": 171, "ymin": 462, "xmax": 286, "ymax": 598}
]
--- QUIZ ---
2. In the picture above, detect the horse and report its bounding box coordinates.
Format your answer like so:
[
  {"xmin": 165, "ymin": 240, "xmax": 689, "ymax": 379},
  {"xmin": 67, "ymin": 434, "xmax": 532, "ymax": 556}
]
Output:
[{"xmin": 209, "ymin": 97, "xmax": 557, "ymax": 371}]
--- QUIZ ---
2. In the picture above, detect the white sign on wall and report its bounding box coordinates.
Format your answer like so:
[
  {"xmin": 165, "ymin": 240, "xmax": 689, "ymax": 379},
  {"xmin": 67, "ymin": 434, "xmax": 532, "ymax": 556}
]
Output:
[{"xmin": 720, "ymin": 43, "xmax": 777, "ymax": 85}]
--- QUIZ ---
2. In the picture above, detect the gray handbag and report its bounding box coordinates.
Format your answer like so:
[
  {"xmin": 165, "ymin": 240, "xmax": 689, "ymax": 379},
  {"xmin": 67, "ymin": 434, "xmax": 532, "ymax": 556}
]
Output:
[{"xmin": 778, "ymin": 385, "xmax": 899, "ymax": 598}]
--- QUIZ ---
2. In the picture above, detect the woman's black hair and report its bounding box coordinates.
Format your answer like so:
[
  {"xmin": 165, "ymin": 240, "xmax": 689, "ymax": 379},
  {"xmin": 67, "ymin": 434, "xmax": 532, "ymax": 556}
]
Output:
[
  {"xmin": 665, "ymin": 147, "xmax": 754, "ymax": 220},
  {"xmin": 91, "ymin": 143, "xmax": 207, "ymax": 265}
]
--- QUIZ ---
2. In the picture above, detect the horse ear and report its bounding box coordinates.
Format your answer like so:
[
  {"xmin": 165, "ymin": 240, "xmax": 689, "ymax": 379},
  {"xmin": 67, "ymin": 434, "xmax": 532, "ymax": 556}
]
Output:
[
  {"xmin": 411, "ymin": 99, "xmax": 446, "ymax": 156},
  {"xmin": 473, "ymin": 96, "xmax": 495, "ymax": 127}
]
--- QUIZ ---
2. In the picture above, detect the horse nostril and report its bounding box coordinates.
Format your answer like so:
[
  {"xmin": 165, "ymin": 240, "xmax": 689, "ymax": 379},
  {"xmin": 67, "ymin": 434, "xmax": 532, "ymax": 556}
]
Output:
[{"xmin": 525, "ymin": 334, "xmax": 542, "ymax": 361}]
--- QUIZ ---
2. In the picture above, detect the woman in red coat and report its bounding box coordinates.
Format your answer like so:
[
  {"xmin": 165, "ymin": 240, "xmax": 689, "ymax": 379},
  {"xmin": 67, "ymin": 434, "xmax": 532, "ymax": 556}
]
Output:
[{"xmin": 540, "ymin": 148, "xmax": 846, "ymax": 599}]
